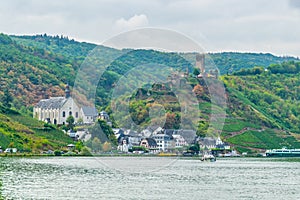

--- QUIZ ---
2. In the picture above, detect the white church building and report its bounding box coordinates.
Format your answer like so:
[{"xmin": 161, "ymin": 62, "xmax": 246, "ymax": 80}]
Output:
[{"xmin": 33, "ymin": 85, "xmax": 98, "ymax": 125}]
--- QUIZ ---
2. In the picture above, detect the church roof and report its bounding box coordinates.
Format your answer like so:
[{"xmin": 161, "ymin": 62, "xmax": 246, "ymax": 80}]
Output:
[
  {"xmin": 81, "ymin": 106, "xmax": 98, "ymax": 116},
  {"xmin": 35, "ymin": 97, "xmax": 66, "ymax": 109}
]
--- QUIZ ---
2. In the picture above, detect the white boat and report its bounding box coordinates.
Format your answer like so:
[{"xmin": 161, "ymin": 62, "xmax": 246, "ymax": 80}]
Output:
[
  {"xmin": 201, "ymin": 154, "xmax": 216, "ymax": 162},
  {"xmin": 266, "ymin": 148, "xmax": 300, "ymax": 157}
]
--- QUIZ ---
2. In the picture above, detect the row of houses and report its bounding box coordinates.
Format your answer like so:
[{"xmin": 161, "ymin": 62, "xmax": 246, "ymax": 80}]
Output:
[
  {"xmin": 114, "ymin": 128, "xmax": 195, "ymax": 153},
  {"xmin": 114, "ymin": 127, "xmax": 230, "ymax": 153}
]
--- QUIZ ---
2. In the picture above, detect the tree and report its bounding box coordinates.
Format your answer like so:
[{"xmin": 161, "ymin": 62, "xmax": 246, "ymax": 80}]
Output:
[
  {"xmin": 1, "ymin": 88, "xmax": 13, "ymax": 108},
  {"xmin": 75, "ymin": 141, "xmax": 83, "ymax": 152},
  {"xmin": 66, "ymin": 115, "xmax": 75, "ymax": 130},
  {"xmin": 89, "ymin": 119, "xmax": 117, "ymax": 145},
  {"xmin": 193, "ymin": 68, "xmax": 200, "ymax": 76},
  {"xmin": 102, "ymin": 142, "xmax": 112, "ymax": 152},
  {"xmin": 164, "ymin": 112, "xmax": 180, "ymax": 129},
  {"xmin": 193, "ymin": 84, "xmax": 204, "ymax": 99},
  {"xmin": 77, "ymin": 117, "xmax": 83, "ymax": 124},
  {"xmin": 197, "ymin": 120, "xmax": 208, "ymax": 137},
  {"xmin": 92, "ymin": 137, "xmax": 102, "ymax": 152},
  {"xmin": 80, "ymin": 146, "xmax": 92, "ymax": 156}
]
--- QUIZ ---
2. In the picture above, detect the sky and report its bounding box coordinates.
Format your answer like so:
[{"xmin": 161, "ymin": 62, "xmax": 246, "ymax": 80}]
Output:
[{"xmin": 1, "ymin": 0, "xmax": 300, "ymax": 57}]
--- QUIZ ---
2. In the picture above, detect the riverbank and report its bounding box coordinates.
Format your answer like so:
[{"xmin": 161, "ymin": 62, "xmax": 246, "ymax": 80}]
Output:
[{"xmin": 1, "ymin": 153, "xmax": 300, "ymax": 162}]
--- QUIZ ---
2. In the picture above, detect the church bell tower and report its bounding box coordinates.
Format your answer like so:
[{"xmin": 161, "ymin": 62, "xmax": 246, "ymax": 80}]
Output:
[{"xmin": 65, "ymin": 84, "xmax": 71, "ymax": 98}]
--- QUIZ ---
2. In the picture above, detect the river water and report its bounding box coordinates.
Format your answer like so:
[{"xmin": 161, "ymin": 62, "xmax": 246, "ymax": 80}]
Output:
[{"xmin": 0, "ymin": 157, "xmax": 299, "ymax": 200}]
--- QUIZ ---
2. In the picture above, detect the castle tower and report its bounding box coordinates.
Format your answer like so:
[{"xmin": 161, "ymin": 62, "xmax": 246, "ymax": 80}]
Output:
[{"xmin": 196, "ymin": 54, "xmax": 205, "ymax": 74}]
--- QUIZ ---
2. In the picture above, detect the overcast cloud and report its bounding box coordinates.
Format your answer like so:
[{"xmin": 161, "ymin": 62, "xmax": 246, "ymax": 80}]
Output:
[{"xmin": 1, "ymin": 0, "xmax": 300, "ymax": 57}]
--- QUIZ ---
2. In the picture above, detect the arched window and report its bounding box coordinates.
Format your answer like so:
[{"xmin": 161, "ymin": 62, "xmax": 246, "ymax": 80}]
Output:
[
  {"xmin": 54, "ymin": 119, "xmax": 57, "ymax": 125},
  {"xmin": 69, "ymin": 111, "xmax": 72, "ymax": 116},
  {"xmin": 75, "ymin": 112, "xmax": 78, "ymax": 118},
  {"xmin": 62, "ymin": 111, "xmax": 65, "ymax": 117}
]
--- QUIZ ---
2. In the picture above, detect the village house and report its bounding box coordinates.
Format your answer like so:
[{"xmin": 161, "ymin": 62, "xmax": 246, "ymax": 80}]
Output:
[
  {"xmin": 140, "ymin": 138, "xmax": 158, "ymax": 153},
  {"xmin": 197, "ymin": 136, "xmax": 230, "ymax": 150},
  {"xmin": 33, "ymin": 84, "xmax": 98, "ymax": 125},
  {"xmin": 198, "ymin": 137, "xmax": 217, "ymax": 150},
  {"xmin": 98, "ymin": 111, "xmax": 112, "ymax": 126},
  {"xmin": 152, "ymin": 133, "xmax": 171, "ymax": 152},
  {"xmin": 117, "ymin": 137, "xmax": 130, "ymax": 153},
  {"xmin": 172, "ymin": 129, "xmax": 197, "ymax": 145},
  {"xmin": 80, "ymin": 106, "xmax": 98, "ymax": 124},
  {"xmin": 172, "ymin": 134, "xmax": 187, "ymax": 148}
]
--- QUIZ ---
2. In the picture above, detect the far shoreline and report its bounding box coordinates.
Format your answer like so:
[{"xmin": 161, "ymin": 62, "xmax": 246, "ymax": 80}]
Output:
[{"xmin": 1, "ymin": 153, "xmax": 300, "ymax": 162}]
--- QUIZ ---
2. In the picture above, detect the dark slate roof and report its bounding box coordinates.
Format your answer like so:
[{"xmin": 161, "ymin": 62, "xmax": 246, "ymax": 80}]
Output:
[
  {"xmin": 81, "ymin": 106, "xmax": 98, "ymax": 116},
  {"xmin": 112, "ymin": 128, "xmax": 124, "ymax": 135},
  {"xmin": 164, "ymin": 129, "xmax": 175, "ymax": 137},
  {"xmin": 35, "ymin": 97, "xmax": 66, "ymax": 109},
  {"xmin": 99, "ymin": 111, "xmax": 108, "ymax": 115},
  {"xmin": 199, "ymin": 137, "xmax": 216, "ymax": 146},
  {"xmin": 117, "ymin": 135, "xmax": 128, "ymax": 144},
  {"xmin": 178, "ymin": 130, "xmax": 196, "ymax": 144},
  {"xmin": 145, "ymin": 138, "xmax": 157, "ymax": 147}
]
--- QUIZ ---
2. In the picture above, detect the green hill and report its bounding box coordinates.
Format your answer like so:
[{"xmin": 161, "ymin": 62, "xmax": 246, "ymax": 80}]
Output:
[{"xmin": 1, "ymin": 33, "xmax": 300, "ymax": 153}]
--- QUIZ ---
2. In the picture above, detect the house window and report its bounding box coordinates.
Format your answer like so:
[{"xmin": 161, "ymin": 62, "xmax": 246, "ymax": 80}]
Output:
[
  {"xmin": 69, "ymin": 111, "xmax": 72, "ymax": 116},
  {"xmin": 75, "ymin": 112, "xmax": 78, "ymax": 118},
  {"xmin": 62, "ymin": 111, "xmax": 66, "ymax": 117}
]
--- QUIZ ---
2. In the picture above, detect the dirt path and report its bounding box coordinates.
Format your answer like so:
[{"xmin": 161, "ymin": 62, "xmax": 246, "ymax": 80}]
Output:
[{"xmin": 226, "ymin": 127, "xmax": 265, "ymax": 137}]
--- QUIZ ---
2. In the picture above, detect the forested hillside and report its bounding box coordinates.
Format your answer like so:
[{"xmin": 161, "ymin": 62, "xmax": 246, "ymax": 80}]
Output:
[
  {"xmin": 1, "ymin": 33, "xmax": 300, "ymax": 153},
  {"xmin": 210, "ymin": 52, "xmax": 299, "ymax": 74}
]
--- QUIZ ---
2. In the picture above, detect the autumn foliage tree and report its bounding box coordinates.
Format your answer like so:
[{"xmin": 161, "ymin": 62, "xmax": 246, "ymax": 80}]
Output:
[{"xmin": 193, "ymin": 84, "xmax": 204, "ymax": 100}]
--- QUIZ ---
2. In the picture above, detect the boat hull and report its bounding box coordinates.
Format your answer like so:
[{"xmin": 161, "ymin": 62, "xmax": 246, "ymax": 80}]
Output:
[{"xmin": 266, "ymin": 153, "xmax": 300, "ymax": 157}]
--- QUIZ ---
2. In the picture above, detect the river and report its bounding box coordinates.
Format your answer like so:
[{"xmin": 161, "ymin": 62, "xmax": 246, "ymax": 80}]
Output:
[{"xmin": 0, "ymin": 157, "xmax": 299, "ymax": 200}]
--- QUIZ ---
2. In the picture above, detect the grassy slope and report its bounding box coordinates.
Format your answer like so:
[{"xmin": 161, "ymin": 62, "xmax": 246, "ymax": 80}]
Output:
[
  {"xmin": 220, "ymin": 75, "xmax": 300, "ymax": 152},
  {"xmin": 0, "ymin": 106, "xmax": 73, "ymax": 153}
]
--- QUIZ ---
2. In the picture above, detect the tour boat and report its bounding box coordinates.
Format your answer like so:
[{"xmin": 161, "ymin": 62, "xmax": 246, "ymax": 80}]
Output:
[{"xmin": 266, "ymin": 148, "xmax": 300, "ymax": 157}]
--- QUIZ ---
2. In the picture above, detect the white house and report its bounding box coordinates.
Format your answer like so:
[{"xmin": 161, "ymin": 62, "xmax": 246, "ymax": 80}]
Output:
[
  {"xmin": 152, "ymin": 133, "xmax": 171, "ymax": 152},
  {"xmin": 33, "ymin": 84, "xmax": 97, "ymax": 125},
  {"xmin": 172, "ymin": 134, "xmax": 187, "ymax": 148},
  {"xmin": 198, "ymin": 137, "xmax": 217, "ymax": 150},
  {"xmin": 80, "ymin": 106, "xmax": 98, "ymax": 124}
]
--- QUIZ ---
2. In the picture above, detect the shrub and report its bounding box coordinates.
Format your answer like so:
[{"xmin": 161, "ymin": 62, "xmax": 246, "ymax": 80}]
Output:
[{"xmin": 54, "ymin": 150, "xmax": 62, "ymax": 156}]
